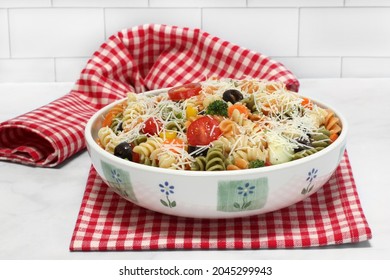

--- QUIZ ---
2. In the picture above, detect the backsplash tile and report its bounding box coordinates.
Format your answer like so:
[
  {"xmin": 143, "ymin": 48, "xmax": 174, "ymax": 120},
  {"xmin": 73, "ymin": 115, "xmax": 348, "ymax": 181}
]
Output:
[
  {"xmin": 248, "ymin": 0, "xmax": 343, "ymax": 7},
  {"xmin": 342, "ymin": 57, "xmax": 390, "ymax": 78},
  {"xmin": 0, "ymin": 58, "xmax": 54, "ymax": 82},
  {"xmin": 273, "ymin": 57, "xmax": 341, "ymax": 78},
  {"xmin": 1, "ymin": 3, "xmax": 389, "ymax": 82},
  {"xmin": 299, "ymin": 8, "xmax": 390, "ymax": 56},
  {"xmin": 149, "ymin": 0, "xmax": 246, "ymax": 7},
  {"xmin": 55, "ymin": 58, "xmax": 89, "ymax": 82},
  {"xmin": 52, "ymin": 0, "xmax": 148, "ymax": 7},
  {"xmin": 345, "ymin": 0, "xmax": 390, "ymax": 6},
  {"xmin": 202, "ymin": 8, "xmax": 299, "ymax": 56},
  {"xmin": 105, "ymin": 8, "xmax": 201, "ymax": 38},
  {"xmin": 0, "ymin": 0, "xmax": 51, "ymax": 8},
  {"xmin": 0, "ymin": 9, "xmax": 9, "ymax": 57},
  {"xmin": 9, "ymin": 8, "xmax": 105, "ymax": 57}
]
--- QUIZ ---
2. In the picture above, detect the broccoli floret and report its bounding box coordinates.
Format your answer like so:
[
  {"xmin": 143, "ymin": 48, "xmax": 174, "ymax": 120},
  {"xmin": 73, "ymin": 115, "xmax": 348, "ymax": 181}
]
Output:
[
  {"xmin": 249, "ymin": 159, "xmax": 265, "ymax": 169},
  {"xmin": 205, "ymin": 100, "xmax": 228, "ymax": 117}
]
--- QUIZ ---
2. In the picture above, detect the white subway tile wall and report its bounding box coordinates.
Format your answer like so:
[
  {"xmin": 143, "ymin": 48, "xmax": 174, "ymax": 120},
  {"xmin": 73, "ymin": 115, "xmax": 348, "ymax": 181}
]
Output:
[
  {"xmin": 0, "ymin": 0, "xmax": 389, "ymax": 82},
  {"xmin": 299, "ymin": 8, "xmax": 390, "ymax": 57},
  {"xmin": 105, "ymin": 8, "xmax": 201, "ymax": 37},
  {"xmin": 0, "ymin": 58, "xmax": 54, "ymax": 82},
  {"xmin": 0, "ymin": 9, "xmax": 9, "ymax": 58},
  {"xmin": 202, "ymin": 8, "xmax": 299, "ymax": 56},
  {"xmin": 248, "ymin": 0, "xmax": 344, "ymax": 7},
  {"xmin": 149, "ymin": 0, "xmax": 247, "ymax": 7},
  {"xmin": 55, "ymin": 57, "xmax": 89, "ymax": 82},
  {"xmin": 9, "ymin": 8, "xmax": 105, "ymax": 57}
]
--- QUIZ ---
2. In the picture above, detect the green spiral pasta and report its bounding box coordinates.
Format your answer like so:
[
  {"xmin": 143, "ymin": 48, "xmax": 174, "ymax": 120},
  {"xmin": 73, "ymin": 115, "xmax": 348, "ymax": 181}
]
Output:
[
  {"xmin": 292, "ymin": 127, "xmax": 331, "ymax": 160},
  {"xmin": 242, "ymin": 95, "xmax": 257, "ymax": 112},
  {"xmin": 205, "ymin": 146, "xmax": 226, "ymax": 171},
  {"xmin": 99, "ymin": 78, "xmax": 342, "ymax": 171},
  {"xmin": 292, "ymin": 147, "xmax": 325, "ymax": 160},
  {"xmin": 131, "ymin": 135, "xmax": 148, "ymax": 146},
  {"xmin": 311, "ymin": 126, "xmax": 331, "ymax": 148},
  {"xmin": 109, "ymin": 112, "xmax": 123, "ymax": 134},
  {"xmin": 165, "ymin": 121, "xmax": 184, "ymax": 131},
  {"xmin": 190, "ymin": 156, "xmax": 207, "ymax": 171}
]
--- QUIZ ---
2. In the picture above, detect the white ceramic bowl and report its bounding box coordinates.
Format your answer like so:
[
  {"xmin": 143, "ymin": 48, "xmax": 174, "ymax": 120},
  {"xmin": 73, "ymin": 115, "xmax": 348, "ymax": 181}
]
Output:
[{"xmin": 85, "ymin": 89, "xmax": 347, "ymax": 219}]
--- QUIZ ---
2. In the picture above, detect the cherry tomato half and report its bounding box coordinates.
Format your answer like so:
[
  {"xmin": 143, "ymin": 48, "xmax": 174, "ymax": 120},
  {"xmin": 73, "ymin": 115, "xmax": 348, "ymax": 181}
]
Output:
[
  {"xmin": 168, "ymin": 83, "xmax": 202, "ymax": 101},
  {"xmin": 187, "ymin": 116, "xmax": 222, "ymax": 146},
  {"xmin": 141, "ymin": 117, "xmax": 162, "ymax": 136}
]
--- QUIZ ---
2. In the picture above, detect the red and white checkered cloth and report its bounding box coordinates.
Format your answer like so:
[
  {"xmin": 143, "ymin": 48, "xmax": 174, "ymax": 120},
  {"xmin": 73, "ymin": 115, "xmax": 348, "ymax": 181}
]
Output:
[
  {"xmin": 0, "ymin": 24, "xmax": 299, "ymax": 167},
  {"xmin": 70, "ymin": 151, "xmax": 371, "ymax": 250}
]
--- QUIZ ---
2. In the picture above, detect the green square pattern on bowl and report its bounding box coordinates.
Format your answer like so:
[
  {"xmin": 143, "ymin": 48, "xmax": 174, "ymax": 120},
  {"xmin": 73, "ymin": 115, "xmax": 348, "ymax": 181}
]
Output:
[
  {"xmin": 101, "ymin": 161, "xmax": 138, "ymax": 203},
  {"xmin": 217, "ymin": 177, "xmax": 268, "ymax": 212}
]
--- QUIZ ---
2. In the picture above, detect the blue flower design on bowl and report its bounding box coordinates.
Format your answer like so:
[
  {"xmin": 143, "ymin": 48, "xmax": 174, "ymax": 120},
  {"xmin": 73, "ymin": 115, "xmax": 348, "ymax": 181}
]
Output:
[
  {"xmin": 111, "ymin": 169, "xmax": 122, "ymax": 184},
  {"xmin": 302, "ymin": 168, "xmax": 319, "ymax": 195},
  {"xmin": 237, "ymin": 183, "xmax": 255, "ymax": 197},
  {"xmin": 159, "ymin": 181, "xmax": 176, "ymax": 208},
  {"xmin": 234, "ymin": 182, "xmax": 256, "ymax": 210},
  {"xmin": 306, "ymin": 168, "xmax": 318, "ymax": 183}
]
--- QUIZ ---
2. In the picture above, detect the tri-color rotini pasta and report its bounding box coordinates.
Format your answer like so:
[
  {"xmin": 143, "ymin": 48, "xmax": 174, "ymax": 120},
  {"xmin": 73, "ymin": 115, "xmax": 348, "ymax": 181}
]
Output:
[{"xmin": 97, "ymin": 78, "xmax": 342, "ymax": 171}]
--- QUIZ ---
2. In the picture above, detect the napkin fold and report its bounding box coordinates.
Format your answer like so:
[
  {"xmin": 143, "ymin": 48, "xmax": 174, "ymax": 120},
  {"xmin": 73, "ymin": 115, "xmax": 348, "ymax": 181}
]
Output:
[
  {"xmin": 0, "ymin": 24, "xmax": 299, "ymax": 167},
  {"xmin": 70, "ymin": 151, "xmax": 371, "ymax": 250}
]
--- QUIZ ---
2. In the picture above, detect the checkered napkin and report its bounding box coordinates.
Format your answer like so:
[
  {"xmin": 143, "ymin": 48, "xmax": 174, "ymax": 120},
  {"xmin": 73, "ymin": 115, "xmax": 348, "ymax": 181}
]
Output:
[
  {"xmin": 70, "ymin": 151, "xmax": 371, "ymax": 250},
  {"xmin": 0, "ymin": 24, "xmax": 299, "ymax": 167}
]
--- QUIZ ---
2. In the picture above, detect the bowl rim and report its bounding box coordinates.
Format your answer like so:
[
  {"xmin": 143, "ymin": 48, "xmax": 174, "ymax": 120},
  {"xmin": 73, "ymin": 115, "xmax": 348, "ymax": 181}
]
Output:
[{"xmin": 85, "ymin": 88, "xmax": 348, "ymax": 177}]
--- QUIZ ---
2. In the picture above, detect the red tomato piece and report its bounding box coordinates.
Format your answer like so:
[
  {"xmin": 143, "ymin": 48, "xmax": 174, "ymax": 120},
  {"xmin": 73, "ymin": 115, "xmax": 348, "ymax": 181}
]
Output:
[
  {"xmin": 187, "ymin": 116, "xmax": 222, "ymax": 146},
  {"xmin": 141, "ymin": 117, "xmax": 162, "ymax": 136},
  {"xmin": 132, "ymin": 150, "xmax": 140, "ymax": 163},
  {"xmin": 168, "ymin": 83, "xmax": 202, "ymax": 101}
]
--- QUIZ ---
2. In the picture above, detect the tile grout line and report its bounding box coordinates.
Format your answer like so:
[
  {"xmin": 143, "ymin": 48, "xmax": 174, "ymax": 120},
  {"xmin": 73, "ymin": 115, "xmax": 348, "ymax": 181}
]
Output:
[
  {"xmin": 297, "ymin": 7, "xmax": 300, "ymax": 57},
  {"xmin": 53, "ymin": 58, "xmax": 57, "ymax": 82},
  {"xmin": 6, "ymin": 8, "xmax": 11, "ymax": 58},
  {"xmin": 103, "ymin": 8, "xmax": 107, "ymax": 40},
  {"xmin": 200, "ymin": 7, "xmax": 203, "ymax": 29}
]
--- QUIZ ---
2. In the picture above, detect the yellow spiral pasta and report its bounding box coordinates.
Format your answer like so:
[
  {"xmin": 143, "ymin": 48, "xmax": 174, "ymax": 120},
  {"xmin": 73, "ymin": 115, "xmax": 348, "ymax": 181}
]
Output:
[
  {"xmin": 211, "ymin": 136, "xmax": 234, "ymax": 153},
  {"xmin": 133, "ymin": 137, "xmax": 163, "ymax": 161},
  {"xmin": 98, "ymin": 127, "xmax": 116, "ymax": 149},
  {"xmin": 149, "ymin": 148, "xmax": 177, "ymax": 169},
  {"xmin": 231, "ymin": 146, "xmax": 267, "ymax": 162},
  {"xmin": 122, "ymin": 102, "xmax": 146, "ymax": 130},
  {"xmin": 158, "ymin": 153, "xmax": 177, "ymax": 169},
  {"xmin": 230, "ymin": 108, "xmax": 250, "ymax": 126},
  {"xmin": 202, "ymin": 94, "xmax": 222, "ymax": 109},
  {"xmin": 97, "ymin": 78, "xmax": 342, "ymax": 171}
]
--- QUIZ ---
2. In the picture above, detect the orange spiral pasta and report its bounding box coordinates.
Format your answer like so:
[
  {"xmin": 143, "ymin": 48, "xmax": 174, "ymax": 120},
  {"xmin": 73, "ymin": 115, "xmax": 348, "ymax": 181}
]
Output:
[
  {"xmin": 226, "ymin": 158, "xmax": 249, "ymax": 170},
  {"xmin": 324, "ymin": 109, "xmax": 341, "ymax": 142},
  {"xmin": 101, "ymin": 102, "xmax": 125, "ymax": 127},
  {"xmin": 97, "ymin": 78, "xmax": 342, "ymax": 171},
  {"xmin": 219, "ymin": 119, "xmax": 239, "ymax": 137}
]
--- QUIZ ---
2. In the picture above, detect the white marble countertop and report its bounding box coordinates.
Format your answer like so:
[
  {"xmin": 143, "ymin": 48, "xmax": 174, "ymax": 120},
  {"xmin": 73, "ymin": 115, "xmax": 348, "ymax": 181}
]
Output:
[{"xmin": 1, "ymin": 79, "xmax": 389, "ymax": 260}]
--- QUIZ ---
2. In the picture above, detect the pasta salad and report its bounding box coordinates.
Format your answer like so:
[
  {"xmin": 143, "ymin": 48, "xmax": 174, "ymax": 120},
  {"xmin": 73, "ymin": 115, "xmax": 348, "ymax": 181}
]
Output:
[{"xmin": 97, "ymin": 78, "xmax": 342, "ymax": 171}]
